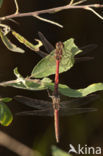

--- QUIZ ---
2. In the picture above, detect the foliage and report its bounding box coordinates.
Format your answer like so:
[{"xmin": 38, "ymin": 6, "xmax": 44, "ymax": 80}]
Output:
[
  {"xmin": 0, "ymin": 29, "xmax": 43, "ymax": 53},
  {"xmin": 0, "ymin": 30, "xmax": 24, "ymax": 53},
  {"xmin": 31, "ymin": 38, "xmax": 81, "ymax": 78},
  {"xmin": 0, "ymin": 68, "xmax": 103, "ymax": 98},
  {"xmin": 0, "ymin": 0, "xmax": 3, "ymax": 8},
  {"xmin": 0, "ymin": 0, "xmax": 103, "ymax": 155},
  {"xmin": 0, "ymin": 97, "xmax": 13, "ymax": 126},
  {"xmin": 52, "ymin": 146, "xmax": 71, "ymax": 156},
  {"xmin": 0, "ymin": 29, "xmax": 24, "ymax": 53},
  {"xmin": 12, "ymin": 31, "xmax": 43, "ymax": 52}
]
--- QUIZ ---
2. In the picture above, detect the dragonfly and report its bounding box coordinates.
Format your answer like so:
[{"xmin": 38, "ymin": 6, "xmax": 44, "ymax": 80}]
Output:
[
  {"xmin": 15, "ymin": 40, "xmax": 97, "ymax": 142},
  {"xmin": 51, "ymin": 41, "xmax": 63, "ymax": 142},
  {"xmin": 15, "ymin": 34, "xmax": 98, "ymax": 142},
  {"xmin": 36, "ymin": 32, "xmax": 98, "ymax": 62},
  {"xmin": 34, "ymin": 33, "xmax": 97, "ymax": 142},
  {"xmin": 15, "ymin": 94, "xmax": 97, "ymax": 142}
]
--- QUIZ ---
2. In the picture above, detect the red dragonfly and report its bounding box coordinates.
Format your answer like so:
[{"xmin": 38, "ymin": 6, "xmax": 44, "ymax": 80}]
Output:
[
  {"xmin": 51, "ymin": 41, "xmax": 63, "ymax": 142},
  {"xmin": 15, "ymin": 33, "xmax": 98, "ymax": 142},
  {"xmin": 36, "ymin": 32, "xmax": 97, "ymax": 62},
  {"xmin": 37, "ymin": 32, "xmax": 98, "ymax": 142},
  {"xmin": 15, "ymin": 95, "xmax": 97, "ymax": 142}
]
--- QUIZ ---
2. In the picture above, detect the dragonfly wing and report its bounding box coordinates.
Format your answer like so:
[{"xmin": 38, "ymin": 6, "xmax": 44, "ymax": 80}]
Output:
[
  {"xmin": 77, "ymin": 44, "xmax": 98, "ymax": 56},
  {"xmin": 14, "ymin": 95, "xmax": 52, "ymax": 109},
  {"xmin": 75, "ymin": 44, "xmax": 97, "ymax": 63},
  {"xmin": 60, "ymin": 94, "xmax": 99, "ymax": 109},
  {"xmin": 36, "ymin": 50, "xmax": 48, "ymax": 57},
  {"xmin": 16, "ymin": 108, "xmax": 54, "ymax": 117},
  {"xmin": 75, "ymin": 56, "xmax": 94, "ymax": 63},
  {"xmin": 59, "ymin": 108, "xmax": 97, "ymax": 116},
  {"xmin": 38, "ymin": 32, "xmax": 54, "ymax": 53}
]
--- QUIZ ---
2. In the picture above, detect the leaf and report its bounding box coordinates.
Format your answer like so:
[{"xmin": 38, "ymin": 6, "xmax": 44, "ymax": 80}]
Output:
[
  {"xmin": 1, "ymin": 74, "xmax": 103, "ymax": 97},
  {"xmin": 0, "ymin": 0, "xmax": 3, "ymax": 8},
  {"xmin": 12, "ymin": 30, "xmax": 43, "ymax": 51},
  {"xmin": 0, "ymin": 68, "xmax": 51, "ymax": 91},
  {"xmin": 31, "ymin": 38, "xmax": 82, "ymax": 78},
  {"xmin": 45, "ymin": 82, "xmax": 103, "ymax": 97},
  {"xmin": 0, "ymin": 78, "xmax": 49, "ymax": 91},
  {"xmin": 0, "ymin": 29, "xmax": 25, "ymax": 53},
  {"xmin": 52, "ymin": 146, "xmax": 71, "ymax": 156},
  {"xmin": 0, "ymin": 99, "xmax": 13, "ymax": 126},
  {"xmin": 0, "ymin": 68, "xmax": 103, "ymax": 98},
  {"xmin": 1, "ymin": 97, "xmax": 12, "ymax": 103}
]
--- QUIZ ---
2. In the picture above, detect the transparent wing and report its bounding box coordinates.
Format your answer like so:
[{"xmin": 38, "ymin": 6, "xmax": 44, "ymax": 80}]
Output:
[
  {"xmin": 75, "ymin": 57, "xmax": 94, "ymax": 62},
  {"xmin": 16, "ymin": 108, "xmax": 54, "ymax": 117},
  {"xmin": 60, "ymin": 94, "xmax": 98, "ymax": 109},
  {"xmin": 14, "ymin": 95, "xmax": 52, "ymax": 109},
  {"xmin": 59, "ymin": 108, "xmax": 97, "ymax": 116},
  {"xmin": 75, "ymin": 44, "xmax": 97, "ymax": 62},
  {"xmin": 60, "ymin": 95, "xmax": 98, "ymax": 116},
  {"xmin": 36, "ymin": 50, "xmax": 48, "ymax": 57},
  {"xmin": 15, "ymin": 95, "xmax": 98, "ymax": 117},
  {"xmin": 38, "ymin": 32, "xmax": 54, "ymax": 53},
  {"xmin": 16, "ymin": 108, "xmax": 97, "ymax": 117},
  {"xmin": 78, "ymin": 44, "xmax": 98, "ymax": 56}
]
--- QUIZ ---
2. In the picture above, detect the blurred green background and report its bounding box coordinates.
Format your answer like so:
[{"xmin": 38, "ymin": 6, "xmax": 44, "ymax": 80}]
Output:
[{"xmin": 0, "ymin": 0, "xmax": 103, "ymax": 156}]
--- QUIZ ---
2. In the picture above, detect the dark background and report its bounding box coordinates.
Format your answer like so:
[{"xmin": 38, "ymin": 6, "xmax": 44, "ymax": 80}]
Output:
[{"xmin": 0, "ymin": 0, "xmax": 103, "ymax": 156}]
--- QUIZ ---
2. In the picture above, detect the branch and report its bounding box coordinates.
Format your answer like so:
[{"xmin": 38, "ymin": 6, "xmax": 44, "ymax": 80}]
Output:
[
  {"xmin": 86, "ymin": 6, "xmax": 103, "ymax": 20},
  {"xmin": 69, "ymin": 0, "xmax": 74, "ymax": 5},
  {"xmin": 0, "ymin": 1, "xmax": 103, "ymax": 27},
  {"xmin": 34, "ymin": 15, "xmax": 63, "ymax": 28},
  {"xmin": 14, "ymin": 0, "xmax": 19, "ymax": 14},
  {"xmin": 0, "ymin": 78, "xmax": 41, "ymax": 86},
  {"xmin": 0, "ymin": 4, "xmax": 103, "ymax": 20},
  {"xmin": 72, "ymin": 0, "xmax": 87, "ymax": 6},
  {"xmin": 0, "ymin": 131, "xmax": 41, "ymax": 156}
]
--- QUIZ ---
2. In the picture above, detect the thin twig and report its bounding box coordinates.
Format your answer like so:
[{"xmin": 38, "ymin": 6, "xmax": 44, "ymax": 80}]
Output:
[
  {"xmin": 0, "ymin": 131, "xmax": 41, "ymax": 156},
  {"xmin": 86, "ymin": 6, "xmax": 103, "ymax": 20},
  {"xmin": 14, "ymin": 0, "xmax": 19, "ymax": 14},
  {"xmin": 0, "ymin": 4, "xmax": 103, "ymax": 22},
  {"xmin": 69, "ymin": 0, "xmax": 74, "ymax": 5},
  {"xmin": 0, "ymin": 78, "xmax": 41, "ymax": 86},
  {"xmin": 34, "ymin": 15, "xmax": 63, "ymax": 28},
  {"xmin": 72, "ymin": 0, "xmax": 87, "ymax": 6}
]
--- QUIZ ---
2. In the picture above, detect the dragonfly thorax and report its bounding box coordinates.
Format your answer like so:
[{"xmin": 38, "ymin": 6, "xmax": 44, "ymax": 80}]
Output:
[
  {"xmin": 55, "ymin": 41, "xmax": 63, "ymax": 61},
  {"xmin": 52, "ymin": 96, "xmax": 60, "ymax": 110}
]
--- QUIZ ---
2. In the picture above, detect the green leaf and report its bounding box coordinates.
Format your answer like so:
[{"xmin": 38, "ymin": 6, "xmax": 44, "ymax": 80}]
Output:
[
  {"xmin": 31, "ymin": 38, "xmax": 82, "ymax": 78},
  {"xmin": 14, "ymin": 67, "xmax": 24, "ymax": 80},
  {"xmin": 52, "ymin": 146, "xmax": 71, "ymax": 156},
  {"xmin": 12, "ymin": 30, "xmax": 43, "ymax": 51},
  {"xmin": 1, "ymin": 76, "xmax": 103, "ymax": 98},
  {"xmin": 0, "ymin": 29, "xmax": 25, "ymax": 53},
  {"xmin": 0, "ymin": 0, "xmax": 3, "ymax": 8},
  {"xmin": 0, "ymin": 78, "xmax": 48, "ymax": 91},
  {"xmin": 46, "ymin": 82, "xmax": 103, "ymax": 97},
  {"xmin": 0, "ymin": 100, "xmax": 13, "ymax": 126},
  {"xmin": 1, "ymin": 97, "xmax": 12, "ymax": 103},
  {"xmin": 0, "ymin": 68, "xmax": 103, "ymax": 98},
  {"xmin": 0, "ymin": 68, "xmax": 51, "ymax": 91}
]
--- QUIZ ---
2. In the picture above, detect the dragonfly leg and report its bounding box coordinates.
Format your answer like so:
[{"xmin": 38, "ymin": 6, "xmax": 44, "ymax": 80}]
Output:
[{"xmin": 47, "ymin": 89, "xmax": 53, "ymax": 98}]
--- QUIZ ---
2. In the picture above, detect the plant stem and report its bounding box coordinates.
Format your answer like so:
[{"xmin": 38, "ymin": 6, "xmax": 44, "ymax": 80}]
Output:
[{"xmin": 0, "ymin": 4, "xmax": 103, "ymax": 21}]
